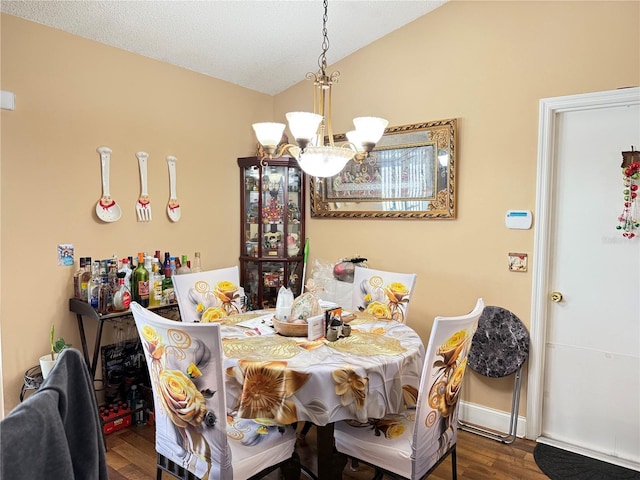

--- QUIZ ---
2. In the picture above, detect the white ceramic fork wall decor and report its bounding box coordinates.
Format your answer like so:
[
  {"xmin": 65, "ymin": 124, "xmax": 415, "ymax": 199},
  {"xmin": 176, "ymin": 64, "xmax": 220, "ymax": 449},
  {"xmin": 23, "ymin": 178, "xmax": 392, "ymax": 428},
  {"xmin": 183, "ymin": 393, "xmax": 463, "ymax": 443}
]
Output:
[{"xmin": 135, "ymin": 151, "xmax": 152, "ymax": 222}]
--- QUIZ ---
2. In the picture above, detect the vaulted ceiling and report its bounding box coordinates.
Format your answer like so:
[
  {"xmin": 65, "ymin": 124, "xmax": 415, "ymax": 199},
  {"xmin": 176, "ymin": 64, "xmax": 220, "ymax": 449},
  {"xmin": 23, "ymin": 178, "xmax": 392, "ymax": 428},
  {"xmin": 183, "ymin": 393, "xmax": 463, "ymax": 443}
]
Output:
[{"xmin": 1, "ymin": 0, "xmax": 446, "ymax": 95}]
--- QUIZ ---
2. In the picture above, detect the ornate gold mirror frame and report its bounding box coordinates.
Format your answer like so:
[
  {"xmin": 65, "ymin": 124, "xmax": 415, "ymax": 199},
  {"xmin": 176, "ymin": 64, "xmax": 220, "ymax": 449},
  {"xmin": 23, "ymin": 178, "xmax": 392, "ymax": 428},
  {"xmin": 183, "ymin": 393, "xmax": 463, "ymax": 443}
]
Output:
[{"xmin": 310, "ymin": 118, "xmax": 457, "ymax": 219}]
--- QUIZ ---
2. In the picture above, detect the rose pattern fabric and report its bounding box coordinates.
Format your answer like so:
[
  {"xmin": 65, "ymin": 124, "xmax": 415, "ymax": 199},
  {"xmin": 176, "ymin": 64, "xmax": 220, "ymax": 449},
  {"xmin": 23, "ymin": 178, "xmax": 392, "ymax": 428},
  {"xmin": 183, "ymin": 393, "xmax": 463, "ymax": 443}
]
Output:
[
  {"xmin": 158, "ymin": 369, "xmax": 207, "ymax": 428},
  {"xmin": 347, "ymin": 328, "xmax": 472, "ymax": 455},
  {"xmin": 187, "ymin": 279, "xmax": 246, "ymax": 322},
  {"xmin": 138, "ymin": 324, "xmax": 289, "ymax": 479},
  {"xmin": 356, "ymin": 275, "xmax": 411, "ymax": 323}
]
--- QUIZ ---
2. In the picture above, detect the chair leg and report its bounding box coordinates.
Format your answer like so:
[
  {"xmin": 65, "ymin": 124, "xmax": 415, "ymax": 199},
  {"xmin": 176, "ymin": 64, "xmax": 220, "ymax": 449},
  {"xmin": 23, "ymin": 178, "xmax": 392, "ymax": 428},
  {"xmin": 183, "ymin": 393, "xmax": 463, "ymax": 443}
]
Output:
[
  {"xmin": 451, "ymin": 446, "xmax": 457, "ymax": 480},
  {"xmin": 281, "ymin": 452, "xmax": 302, "ymax": 480}
]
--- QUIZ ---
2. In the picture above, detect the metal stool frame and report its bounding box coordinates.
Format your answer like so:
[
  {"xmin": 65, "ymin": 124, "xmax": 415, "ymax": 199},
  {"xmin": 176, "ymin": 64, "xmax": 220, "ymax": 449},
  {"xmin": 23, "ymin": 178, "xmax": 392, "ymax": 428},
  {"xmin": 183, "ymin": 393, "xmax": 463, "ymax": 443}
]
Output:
[{"xmin": 459, "ymin": 364, "xmax": 523, "ymax": 444}]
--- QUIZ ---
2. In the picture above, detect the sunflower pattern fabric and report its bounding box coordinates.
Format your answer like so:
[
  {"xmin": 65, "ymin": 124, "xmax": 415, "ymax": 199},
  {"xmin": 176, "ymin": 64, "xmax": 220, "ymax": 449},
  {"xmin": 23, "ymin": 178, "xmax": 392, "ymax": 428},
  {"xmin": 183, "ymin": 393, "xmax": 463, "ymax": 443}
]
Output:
[
  {"xmin": 172, "ymin": 267, "xmax": 247, "ymax": 323},
  {"xmin": 334, "ymin": 299, "xmax": 485, "ymax": 479},
  {"xmin": 351, "ymin": 267, "xmax": 417, "ymax": 324},
  {"xmin": 130, "ymin": 302, "xmax": 296, "ymax": 480}
]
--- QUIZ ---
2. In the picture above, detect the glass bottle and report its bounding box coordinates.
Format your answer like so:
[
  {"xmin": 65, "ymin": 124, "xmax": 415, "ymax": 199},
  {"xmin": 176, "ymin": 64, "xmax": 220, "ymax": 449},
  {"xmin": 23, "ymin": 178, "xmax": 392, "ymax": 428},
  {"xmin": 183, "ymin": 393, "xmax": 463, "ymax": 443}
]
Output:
[
  {"xmin": 170, "ymin": 257, "xmax": 177, "ymax": 276},
  {"xmin": 149, "ymin": 258, "xmax": 163, "ymax": 307},
  {"xmin": 107, "ymin": 260, "xmax": 118, "ymax": 306},
  {"xmin": 163, "ymin": 251, "xmax": 171, "ymax": 273},
  {"xmin": 162, "ymin": 265, "xmax": 175, "ymax": 305},
  {"xmin": 191, "ymin": 252, "xmax": 203, "ymax": 273},
  {"xmin": 80, "ymin": 257, "xmax": 92, "ymax": 302},
  {"xmin": 88, "ymin": 261, "xmax": 102, "ymax": 310},
  {"xmin": 132, "ymin": 252, "xmax": 150, "ymax": 307},
  {"xmin": 73, "ymin": 257, "xmax": 86, "ymax": 299},
  {"xmin": 119, "ymin": 257, "xmax": 133, "ymax": 293},
  {"xmin": 112, "ymin": 272, "xmax": 132, "ymax": 312},
  {"xmin": 177, "ymin": 254, "xmax": 191, "ymax": 274}
]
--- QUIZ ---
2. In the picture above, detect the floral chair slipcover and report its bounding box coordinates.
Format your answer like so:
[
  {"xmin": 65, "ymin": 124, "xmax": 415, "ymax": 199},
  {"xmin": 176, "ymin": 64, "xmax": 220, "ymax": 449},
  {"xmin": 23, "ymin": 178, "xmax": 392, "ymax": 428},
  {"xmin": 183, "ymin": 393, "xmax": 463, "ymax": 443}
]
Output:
[
  {"xmin": 352, "ymin": 266, "xmax": 417, "ymax": 324},
  {"xmin": 130, "ymin": 302, "xmax": 299, "ymax": 480},
  {"xmin": 334, "ymin": 298, "xmax": 485, "ymax": 480},
  {"xmin": 172, "ymin": 267, "xmax": 247, "ymax": 323}
]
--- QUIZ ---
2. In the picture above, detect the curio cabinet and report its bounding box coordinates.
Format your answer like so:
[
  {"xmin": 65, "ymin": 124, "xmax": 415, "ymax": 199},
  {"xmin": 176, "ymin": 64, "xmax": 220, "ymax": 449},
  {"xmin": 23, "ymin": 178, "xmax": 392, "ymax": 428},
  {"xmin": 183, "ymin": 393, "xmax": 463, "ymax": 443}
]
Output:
[{"xmin": 238, "ymin": 156, "xmax": 305, "ymax": 309}]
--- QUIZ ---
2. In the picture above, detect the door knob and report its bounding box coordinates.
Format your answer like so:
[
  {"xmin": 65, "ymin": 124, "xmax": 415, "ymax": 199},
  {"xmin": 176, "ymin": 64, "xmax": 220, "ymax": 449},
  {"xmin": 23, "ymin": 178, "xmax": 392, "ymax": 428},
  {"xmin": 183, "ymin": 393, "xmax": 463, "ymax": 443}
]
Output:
[{"xmin": 550, "ymin": 291, "xmax": 563, "ymax": 303}]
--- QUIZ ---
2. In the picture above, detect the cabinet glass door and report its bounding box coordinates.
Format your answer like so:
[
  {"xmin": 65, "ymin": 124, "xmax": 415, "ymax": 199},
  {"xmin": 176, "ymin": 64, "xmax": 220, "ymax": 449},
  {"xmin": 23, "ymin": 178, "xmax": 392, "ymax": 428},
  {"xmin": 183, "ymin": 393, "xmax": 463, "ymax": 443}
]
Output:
[{"xmin": 239, "ymin": 157, "xmax": 305, "ymax": 310}]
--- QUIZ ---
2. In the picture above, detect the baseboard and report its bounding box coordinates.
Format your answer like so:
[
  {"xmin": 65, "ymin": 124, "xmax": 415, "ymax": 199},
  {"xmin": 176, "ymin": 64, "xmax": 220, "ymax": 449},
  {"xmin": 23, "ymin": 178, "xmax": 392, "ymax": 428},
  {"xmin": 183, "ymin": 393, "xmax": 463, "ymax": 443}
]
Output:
[{"xmin": 459, "ymin": 401, "xmax": 527, "ymax": 439}]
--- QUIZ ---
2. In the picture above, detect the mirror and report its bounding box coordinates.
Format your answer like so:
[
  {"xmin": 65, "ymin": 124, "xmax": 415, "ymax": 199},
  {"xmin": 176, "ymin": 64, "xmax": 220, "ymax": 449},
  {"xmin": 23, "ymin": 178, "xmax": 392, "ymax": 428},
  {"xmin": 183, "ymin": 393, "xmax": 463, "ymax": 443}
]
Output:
[{"xmin": 310, "ymin": 119, "xmax": 457, "ymax": 219}]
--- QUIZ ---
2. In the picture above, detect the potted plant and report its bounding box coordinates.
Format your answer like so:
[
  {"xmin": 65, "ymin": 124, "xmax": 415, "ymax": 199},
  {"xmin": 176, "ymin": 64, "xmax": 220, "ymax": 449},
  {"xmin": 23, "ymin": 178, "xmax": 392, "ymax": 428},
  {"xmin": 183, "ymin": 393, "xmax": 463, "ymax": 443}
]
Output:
[{"xmin": 39, "ymin": 324, "xmax": 71, "ymax": 379}]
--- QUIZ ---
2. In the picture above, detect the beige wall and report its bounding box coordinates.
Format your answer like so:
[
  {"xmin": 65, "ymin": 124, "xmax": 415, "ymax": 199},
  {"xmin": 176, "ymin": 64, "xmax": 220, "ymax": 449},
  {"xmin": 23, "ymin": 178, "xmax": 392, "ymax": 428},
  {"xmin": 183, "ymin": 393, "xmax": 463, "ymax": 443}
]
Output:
[
  {"xmin": 275, "ymin": 1, "xmax": 639, "ymax": 418},
  {"xmin": 1, "ymin": 1, "xmax": 638, "ymax": 421},
  {"xmin": 0, "ymin": 14, "xmax": 272, "ymax": 412}
]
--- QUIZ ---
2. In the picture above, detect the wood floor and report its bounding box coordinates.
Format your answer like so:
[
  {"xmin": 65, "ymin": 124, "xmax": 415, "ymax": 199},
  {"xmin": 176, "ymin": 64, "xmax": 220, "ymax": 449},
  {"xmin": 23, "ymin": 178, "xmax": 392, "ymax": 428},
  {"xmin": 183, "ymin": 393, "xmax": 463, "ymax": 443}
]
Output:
[{"xmin": 105, "ymin": 423, "xmax": 550, "ymax": 479}]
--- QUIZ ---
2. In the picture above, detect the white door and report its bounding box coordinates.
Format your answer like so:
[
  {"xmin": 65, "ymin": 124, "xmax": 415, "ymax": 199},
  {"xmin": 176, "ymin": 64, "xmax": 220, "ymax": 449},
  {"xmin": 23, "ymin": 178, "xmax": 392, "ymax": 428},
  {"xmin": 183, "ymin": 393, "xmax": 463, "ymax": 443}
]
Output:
[{"xmin": 527, "ymin": 87, "xmax": 640, "ymax": 471}]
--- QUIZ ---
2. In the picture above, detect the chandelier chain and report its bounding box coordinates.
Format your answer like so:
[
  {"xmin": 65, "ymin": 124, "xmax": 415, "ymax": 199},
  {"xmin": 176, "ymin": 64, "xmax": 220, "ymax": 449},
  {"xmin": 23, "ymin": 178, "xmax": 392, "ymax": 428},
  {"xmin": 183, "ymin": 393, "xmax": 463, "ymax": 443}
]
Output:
[{"xmin": 318, "ymin": 0, "xmax": 330, "ymax": 76}]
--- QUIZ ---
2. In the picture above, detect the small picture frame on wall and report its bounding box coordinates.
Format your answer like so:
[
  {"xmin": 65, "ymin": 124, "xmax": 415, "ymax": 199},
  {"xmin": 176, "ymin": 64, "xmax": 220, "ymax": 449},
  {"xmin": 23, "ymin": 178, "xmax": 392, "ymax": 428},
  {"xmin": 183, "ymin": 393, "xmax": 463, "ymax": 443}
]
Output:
[{"xmin": 508, "ymin": 253, "xmax": 528, "ymax": 272}]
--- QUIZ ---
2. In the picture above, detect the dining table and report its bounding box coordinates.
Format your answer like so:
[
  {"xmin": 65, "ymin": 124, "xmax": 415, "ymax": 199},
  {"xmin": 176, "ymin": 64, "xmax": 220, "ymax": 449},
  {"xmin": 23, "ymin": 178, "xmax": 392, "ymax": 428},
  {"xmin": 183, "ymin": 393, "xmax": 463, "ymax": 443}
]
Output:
[{"xmin": 217, "ymin": 311, "xmax": 425, "ymax": 480}]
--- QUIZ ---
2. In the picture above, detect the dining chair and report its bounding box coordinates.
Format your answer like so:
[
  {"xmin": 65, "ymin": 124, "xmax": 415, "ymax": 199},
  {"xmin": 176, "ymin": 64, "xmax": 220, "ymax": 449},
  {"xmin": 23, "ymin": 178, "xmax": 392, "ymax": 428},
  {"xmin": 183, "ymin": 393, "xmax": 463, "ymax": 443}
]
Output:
[
  {"xmin": 334, "ymin": 298, "xmax": 485, "ymax": 480},
  {"xmin": 351, "ymin": 266, "xmax": 417, "ymax": 323},
  {"xmin": 129, "ymin": 302, "xmax": 300, "ymax": 480},
  {"xmin": 171, "ymin": 266, "xmax": 247, "ymax": 323}
]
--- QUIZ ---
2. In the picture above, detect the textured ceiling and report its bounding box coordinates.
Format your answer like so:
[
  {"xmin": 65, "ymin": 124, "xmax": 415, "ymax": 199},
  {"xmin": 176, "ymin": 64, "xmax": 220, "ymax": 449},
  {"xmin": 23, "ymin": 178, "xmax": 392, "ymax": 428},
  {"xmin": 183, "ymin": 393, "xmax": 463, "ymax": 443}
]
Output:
[{"xmin": 1, "ymin": 0, "xmax": 446, "ymax": 95}]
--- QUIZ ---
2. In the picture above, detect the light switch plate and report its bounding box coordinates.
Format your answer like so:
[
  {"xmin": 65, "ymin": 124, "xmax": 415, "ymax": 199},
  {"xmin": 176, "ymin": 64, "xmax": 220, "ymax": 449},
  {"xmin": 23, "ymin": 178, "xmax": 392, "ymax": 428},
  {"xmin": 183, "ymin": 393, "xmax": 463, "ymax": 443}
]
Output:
[{"xmin": 1, "ymin": 90, "xmax": 15, "ymax": 110}]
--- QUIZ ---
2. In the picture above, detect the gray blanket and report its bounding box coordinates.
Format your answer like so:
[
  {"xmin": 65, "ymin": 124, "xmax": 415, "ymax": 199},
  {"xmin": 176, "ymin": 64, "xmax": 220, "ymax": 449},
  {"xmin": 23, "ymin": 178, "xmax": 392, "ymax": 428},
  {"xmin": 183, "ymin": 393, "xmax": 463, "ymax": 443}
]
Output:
[{"xmin": 1, "ymin": 348, "xmax": 108, "ymax": 479}]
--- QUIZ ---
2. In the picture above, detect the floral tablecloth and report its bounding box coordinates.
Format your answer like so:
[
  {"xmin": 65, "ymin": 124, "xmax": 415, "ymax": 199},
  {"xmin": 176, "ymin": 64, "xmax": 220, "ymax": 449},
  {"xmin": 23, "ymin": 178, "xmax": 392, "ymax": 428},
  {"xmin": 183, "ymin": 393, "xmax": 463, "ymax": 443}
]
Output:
[{"xmin": 219, "ymin": 313, "xmax": 425, "ymax": 426}]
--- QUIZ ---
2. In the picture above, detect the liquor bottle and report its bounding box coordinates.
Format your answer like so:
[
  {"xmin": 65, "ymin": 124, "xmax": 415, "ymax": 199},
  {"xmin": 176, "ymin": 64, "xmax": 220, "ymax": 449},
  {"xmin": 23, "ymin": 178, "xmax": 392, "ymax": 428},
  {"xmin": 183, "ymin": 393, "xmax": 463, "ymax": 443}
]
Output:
[
  {"xmin": 73, "ymin": 257, "xmax": 87, "ymax": 299},
  {"xmin": 149, "ymin": 258, "xmax": 163, "ymax": 307},
  {"xmin": 132, "ymin": 252, "xmax": 150, "ymax": 307},
  {"xmin": 80, "ymin": 257, "xmax": 92, "ymax": 302},
  {"xmin": 174, "ymin": 256, "xmax": 182, "ymax": 274},
  {"xmin": 107, "ymin": 260, "xmax": 118, "ymax": 310},
  {"xmin": 163, "ymin": 251, "xmax": 171, "ymax": 272},
  {"xmin": 191, "ymin": 252, "xmax": 203, "ymax": 273},
  {"xmin": 88, "ymin": 261, "xmax": 102, "ymax": 310},
  {"xmin": 177, "ymin": 255, "xmax": 191, "ymax": 274},
  {"xmin": 162, "ymin": 265, "xmax": 175, "ymax": 305},
  {"xmin": 119, "ymin": 258, "xmax": 133, "ymax": 292},
  {"xmin": 98, "ymin": 275, "xmax": 111, "ymax": 314},
  {"xmin": 170, "ymin": 257, "xmax": 177, "ymax": 276},
  {"xmin": 112, "ymin": 272, "xmax": 132, "ymax": 312}
]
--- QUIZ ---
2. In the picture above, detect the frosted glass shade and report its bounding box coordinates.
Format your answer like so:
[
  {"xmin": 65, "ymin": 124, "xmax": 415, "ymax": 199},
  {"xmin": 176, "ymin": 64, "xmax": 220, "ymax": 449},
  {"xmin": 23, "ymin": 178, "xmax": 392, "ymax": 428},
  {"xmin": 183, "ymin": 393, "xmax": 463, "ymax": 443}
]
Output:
[
  {"xmin": 286, "ymin": 112, "xmax": 323, "ymax": 144},
  {"xmin": 297, "ymin": 146, "xmax": 353, "ymax": 178},
  {"xmin": 346, "ymin": 130, "xmax": 363, "ymax": 151},
  {"xmin": 353, "ymin": 116, "xmax": 389, "ymax": 144},
  {"xmin": 252, "ymin": 122, "xmax": 286, "ymax": 147}
]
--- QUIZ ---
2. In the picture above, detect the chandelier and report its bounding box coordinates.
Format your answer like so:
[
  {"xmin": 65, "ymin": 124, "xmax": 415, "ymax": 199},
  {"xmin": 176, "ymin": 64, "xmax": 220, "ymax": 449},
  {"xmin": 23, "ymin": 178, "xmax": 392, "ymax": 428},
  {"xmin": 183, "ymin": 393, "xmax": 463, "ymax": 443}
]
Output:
[{"xmin": 252, "ymin": 0, "xmax": 388, "ymax": 178}]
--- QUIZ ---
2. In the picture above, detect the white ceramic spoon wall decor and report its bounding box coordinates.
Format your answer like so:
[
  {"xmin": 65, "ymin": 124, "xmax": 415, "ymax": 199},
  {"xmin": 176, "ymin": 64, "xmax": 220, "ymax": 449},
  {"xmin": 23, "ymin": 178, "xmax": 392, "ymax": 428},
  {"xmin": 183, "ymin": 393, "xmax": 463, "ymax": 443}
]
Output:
[
  {"xmin": 166, "ymin": 155, "xmax": 181, "ymax": 222},
  {"xmin": 95, "ymin": 146, "xmax": 122, "ymax": 222}
]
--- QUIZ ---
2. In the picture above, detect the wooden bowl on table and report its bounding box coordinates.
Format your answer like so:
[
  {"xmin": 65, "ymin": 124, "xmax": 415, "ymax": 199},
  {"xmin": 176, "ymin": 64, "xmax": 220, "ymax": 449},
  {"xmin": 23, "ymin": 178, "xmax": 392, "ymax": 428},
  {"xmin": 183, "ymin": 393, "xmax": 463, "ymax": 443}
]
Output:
[{"xmin": 272, "ymin": 318, "xmax": 308, "ymax": 337}]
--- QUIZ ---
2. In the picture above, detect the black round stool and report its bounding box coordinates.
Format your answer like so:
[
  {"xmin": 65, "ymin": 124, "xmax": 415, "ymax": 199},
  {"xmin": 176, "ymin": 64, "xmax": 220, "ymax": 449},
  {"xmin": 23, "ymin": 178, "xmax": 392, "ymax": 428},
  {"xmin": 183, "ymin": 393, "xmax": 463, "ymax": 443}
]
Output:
[{"xmin": 459, "ymin": 305, "xmax": 529, "ymax": 444}]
